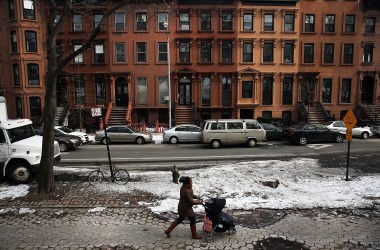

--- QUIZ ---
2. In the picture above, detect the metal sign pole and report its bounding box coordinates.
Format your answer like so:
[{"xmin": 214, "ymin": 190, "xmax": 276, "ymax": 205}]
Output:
[
  {"xmin": 346, "ymin": 141, "xmax": 350, "ymax": 181},
  {"xmin": 102, "ymin": 109, "xmax": 114, "ymax": 181}
]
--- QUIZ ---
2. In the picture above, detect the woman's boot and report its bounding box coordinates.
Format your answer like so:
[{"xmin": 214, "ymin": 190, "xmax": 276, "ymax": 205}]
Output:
[
  {"xmin": 190, "ymin": 225, "xmax": 202, "ymax": 239},
  {"xmin": 164, "ymin": 221, "xmax": 179, "ymax": 238}
]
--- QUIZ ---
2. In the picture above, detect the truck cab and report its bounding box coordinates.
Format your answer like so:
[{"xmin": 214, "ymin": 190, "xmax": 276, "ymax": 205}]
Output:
[{"xmin": 0, "ymin": 96, "xmax": 61, "ymax": 184}]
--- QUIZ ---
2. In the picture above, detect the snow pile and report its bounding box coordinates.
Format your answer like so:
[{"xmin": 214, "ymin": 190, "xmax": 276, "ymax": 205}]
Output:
[{"xmin": 0, "ymin": 184, "xmax": 29, "ymax": 200}]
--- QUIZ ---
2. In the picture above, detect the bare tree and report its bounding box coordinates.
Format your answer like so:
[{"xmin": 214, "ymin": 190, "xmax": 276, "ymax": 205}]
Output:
[{"xmin": 39, "ymin": 0, "xmax": 170, "ymax": 194}]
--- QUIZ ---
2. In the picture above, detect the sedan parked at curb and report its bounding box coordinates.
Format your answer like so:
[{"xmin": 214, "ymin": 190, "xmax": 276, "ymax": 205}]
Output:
[
  {"xmin": 370, "ymin": 123, "xmax": 380, "ymax": 137},
  {"xmin": 260, "ymin": 123, "xmax": 283, "ymax": 141},
  {"xmin": 163, "ymin": 125, "xmax": 202, "ymax": 144},
  {"xmin": 324, "ymin": 121, "xmax": 373, "ymax": 139},
  {"xmin": 34, "ymin": 127, "xmax": 82, "ymax": 152},
  {"xmin": 55, "ymin": 126, "xmax": 90, "ymax": 143},
  {"xmin": 283, "ymin": 123, "xmax": 344, "ymax": 145},
  {"xmin": 95, "ymin": 126, "xmax": 153, "ymax": 145}
]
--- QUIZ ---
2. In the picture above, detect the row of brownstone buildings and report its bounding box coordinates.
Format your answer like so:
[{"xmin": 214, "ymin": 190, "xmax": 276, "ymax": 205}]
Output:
[{"xmin": 0, "ymin": 0, "xmax": 379, "ymax": 129}]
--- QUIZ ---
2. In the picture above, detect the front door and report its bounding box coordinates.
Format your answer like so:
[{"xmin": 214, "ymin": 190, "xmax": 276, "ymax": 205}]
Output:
[
  {"xmin": 178, "ymin": 77, "xmax": 192, "ymax": 106},
  {"xmin": 361, "ymin": 76, "xmax": 374, "ymax": 104},
  {"xmin": 115, "ymin": 77, "xmax": 129, "ymax": 106}
]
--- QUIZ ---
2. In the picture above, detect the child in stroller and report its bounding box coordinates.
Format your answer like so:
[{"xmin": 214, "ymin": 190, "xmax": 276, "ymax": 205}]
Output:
[{"xmin": 202, "ymin": 198, "xmax": 236, "ymax": 242}]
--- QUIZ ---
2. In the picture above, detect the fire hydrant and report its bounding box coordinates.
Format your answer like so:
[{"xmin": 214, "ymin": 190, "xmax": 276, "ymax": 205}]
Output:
[{"xmin": 172, "ymin": 165, "xmax": 180, "ymax": 184}]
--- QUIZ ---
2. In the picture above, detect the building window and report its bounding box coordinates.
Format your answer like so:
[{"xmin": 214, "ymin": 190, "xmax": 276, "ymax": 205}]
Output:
[
  {"xmin": 242, "ymin": 41, "xmax": 253, "ymax": 63},
  {"xmin": 303, "ymin": 43, "xmax": 314, "ymax": 63},
  {"xmin": 178, "ymin": 41, "xmax": 190, "ymax": 63},
  {"xmin": 221, "ymin": 11, "xmax": 233, "ymax": 31},
  {"xmin": 94, "ymin": 44, "xmax": 105, "ymax": 64},
  {"xmin": 158, "ymin": 77, "xmax": 168, "ymax": 105},
  {"xmin": 221, "ymin": 40, "xmax": 232, "ymax": 63},
  {"xmin": 136, "ymin": 42, "xmax": 147, "ymax": 63},
  {"xmin": 322, "ymin": 78, "xmax": 332, "ymax": 103},
  {"xmin": 343, "ymin": 44, "xmax": 354, "ymax": 64},
  {"xmin": 242, "ymin": 81, "xmax": 253, "ymax": 98},
  {"xmin": 25, "ymin": 30, "xmax": 37, "ymax": 52},
  {"xmin": 94, "ymin": 14, "xmax": 104, "ymax": 31},
  {"xmin": 282, "ymin": 76, "xmax": 293, "ymax": 105},
  {"xmin": 23, "ymin": 0, "xmax": 35, "ymax": 20},
  {"xmin": 27, "ymin": 63, "xmax": 39, "ymax": 85},
  {"xmin": 179, "ymin": 12, "xmax": 190, "ymax": 31},
  {"xmin": 323, "ymin": 43, "xmax": 334, "ymax": 64},
  {"xmin": 284, "ymin": 14, "xmax": 294, "ymax": 32},
  {"xmin": 74, "ymin": 44, "xmax": 83, "ymax": 63},
  {"xmin": 200, "ymin": 11, "xmax": 212, "ymax": 31},
  {"xmin": 263, "ymin": 14, "xmax": 274, "ymax": 31},
  {"xmin": 158, "ymin": 42, "xmax": 168, "ymax": 62},
  {"xmin": 262, "ymin": 77, "xmax": 273, "ymax": 105},
  {"xmin": 243, "ymin": 13, "xmax": 253, "ymax": 31},
  {"xmin": 137, "ymin": 77, "xmax": 147, "ymax": 105},
  {"xmin": 365, "ymin": 17, "xmax": 376, "ymax": 33},
  {"xmin": 263, "ymin": 42, "xmax": 274, "ymax": 63},
  {"xmin": 13, "ymin": 64, "xmax": 20, "ymax": 86},
  {"xmin": 115, "ymin": 43, "xmax": 126, "ymax": 63},
  {"xmin": 115, "ymin": 13, "xmax": 125, "ymax": 31},
  {"xmin": 73, "ymin": 14, "xmax": 83, "ymax": 31},
  {"xmin": 158, "ymin": 12, "xmax": 168, "ymax": 31},
  {"xmin": 345, "ymin": 15, "xmax": 355, "ymax": 33},
  {"xmin": 136, "ymin": 12, "xmax": 147, "ymax": 31},
  {"xmin": 56, "ymin": 41, "xmax": 63, "ymax": 64},
  {"xmin": 8, "ymin": 0, "xmax": 15, "ymax": 20},
  {"xmin": 304, "ymin": 14, "xmax": 315, "ymax": 32},
  {"xmin": 283, "ymin": 43, "xmax": 294, "ymax": 63},
  {"xmin": 222, "ymin": 76, "xmax": 232, "ymax": 106},
  {"xmin": 341, "ymin": 78, "xmax": 351, "ymax": 103},
  {"xmin": 29, "ymin": 96, "xmax": 41, "ymax": 118},
  {"xmin": 201, "ymin": 77, "xmax": 211, "ymax": 106},
  {"xmin": 325, "ymin": 14, "xmax": 335, "ymax": 33},
  {"xmin": 95, "ymin": 76, "xmax": 105, "ymax": 105},
  {"xmin": 10, "ymin": 31, "xmax": 17, "ymax": 53},
  {"xmin": 363, "ymin": 44, "xmax": 373, "ymax": 63},
  {"xmin": 75, "ymin": 75, "xmax": 85, "ymax": 105},
  {"xmin": 15, "ymin": 97, "xmax": 23, "ymax": 118},
  {"xmin": 200, "ymin": 41, "xmax": 212, "ymax": 63},
  {"xmin": 262, "ymin": 111, "xmax": 272, "ymax": 119}
]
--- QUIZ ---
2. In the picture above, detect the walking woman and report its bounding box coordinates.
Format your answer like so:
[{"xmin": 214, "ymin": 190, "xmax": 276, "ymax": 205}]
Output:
[{"xmin": 164, "ymin": 176, "xmax": 203, "ymax": 239}]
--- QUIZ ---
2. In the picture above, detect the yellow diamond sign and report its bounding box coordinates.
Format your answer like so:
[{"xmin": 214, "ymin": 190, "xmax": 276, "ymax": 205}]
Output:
[{"xmin": 343, "ymin": 110, "xmax": 357, "ymax": 130}]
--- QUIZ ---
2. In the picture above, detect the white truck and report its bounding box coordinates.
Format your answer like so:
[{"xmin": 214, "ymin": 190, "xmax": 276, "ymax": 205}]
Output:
[{"xmin": 0, "ymin": 96, "xmax": 61, "ymax": 184}]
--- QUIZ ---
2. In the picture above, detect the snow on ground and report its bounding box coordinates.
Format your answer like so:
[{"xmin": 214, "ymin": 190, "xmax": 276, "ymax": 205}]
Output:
[{"xmin": 1, "ymin": 158, "xmax": 379, "ymax": 215}]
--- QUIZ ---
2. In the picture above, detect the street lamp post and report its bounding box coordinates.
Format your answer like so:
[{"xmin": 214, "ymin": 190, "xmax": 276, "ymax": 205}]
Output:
[{"xmin": 164, "ymin": 21, "xmax": 172, "ymax": 128}]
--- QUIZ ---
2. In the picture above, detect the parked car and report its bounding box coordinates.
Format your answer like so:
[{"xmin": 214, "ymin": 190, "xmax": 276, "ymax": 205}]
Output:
[
  {"xmin": 95, "ymin": 126, "xmax": 153, "ymax": 145},
  {"xmin": 370, "ymin": 122, "xmax": 380, "ymax": 137},
  {"xmin": 163, "ymin": 125, "xmax": 202, "ymax": 144},
  {"xmin": 283, "ymin": 123, "xmax": 344, "ymax": 145},
  {"xmin": 324, "ymin": 121, "xmax": 373, "ymax": 139},
  {"xmin": 55, "ymin": 126, "xmax": 90, "ymax": 143},
  {"xmin": 202, "ymin": 119, "xmax": 266, "ymax": 148},
  {"xmin": 260, "ymin": 123, "xmax": 283, "ymax": 141},
  {"xmin": 34, "ymin": 127, "xmax": 82, "ymax": 152}
]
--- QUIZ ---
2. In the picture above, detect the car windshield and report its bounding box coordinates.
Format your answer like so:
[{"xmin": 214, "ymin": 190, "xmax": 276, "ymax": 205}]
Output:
[
  {"xmin": 60, "ymin": 127, "xmax": 75, "ymax": 133},
  {"xmin": 129, "ymin": 127, "xmax": 141, "ymax": 133},
  {"xmin": 323, "ymin": 121, "xmax": 334, "ymax": 126},
  {"xmin": 6, "ymin": 124, "xmax": 36, "ymax": 143}
]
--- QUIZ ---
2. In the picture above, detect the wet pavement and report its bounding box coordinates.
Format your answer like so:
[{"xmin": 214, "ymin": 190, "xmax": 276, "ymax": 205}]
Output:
[{"xmin": 1, "ymin": 179, "xmax": 380, "ymax": 250}]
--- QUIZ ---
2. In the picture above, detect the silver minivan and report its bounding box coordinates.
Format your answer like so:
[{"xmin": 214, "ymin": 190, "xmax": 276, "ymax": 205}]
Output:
[{"xmin": 202, "ymin": 119, "xmax": 266, "ymax": 148}]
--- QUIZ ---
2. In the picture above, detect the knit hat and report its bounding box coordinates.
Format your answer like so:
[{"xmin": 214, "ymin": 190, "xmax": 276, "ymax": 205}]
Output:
[{"xmin": 179, "ymin": 176, "xmax": 191, "ymax": 184}]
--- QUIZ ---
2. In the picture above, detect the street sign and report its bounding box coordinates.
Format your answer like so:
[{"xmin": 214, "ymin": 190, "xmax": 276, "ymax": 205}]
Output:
[
  {"xmin": 343, "ymin": 110, "xmax": 357, "ymax": 130},
  {"xmin": 91, "ymin": 108, "xmax": 102, "ymax": 117},
  {"xmin": 346, "ymin": 129, "xmax": 353, "ymax": 141}
]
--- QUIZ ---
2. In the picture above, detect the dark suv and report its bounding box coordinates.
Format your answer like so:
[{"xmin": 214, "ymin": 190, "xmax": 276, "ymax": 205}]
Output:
[{"xmin": 34, "ymin": 127, "xmax": 82, "ymax": 152}]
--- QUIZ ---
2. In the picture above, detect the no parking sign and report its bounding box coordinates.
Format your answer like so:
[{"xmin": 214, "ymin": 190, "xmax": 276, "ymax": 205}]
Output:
[{"xmin": 91, "ymin": 108, "xmax": 102, "ymax": 117}]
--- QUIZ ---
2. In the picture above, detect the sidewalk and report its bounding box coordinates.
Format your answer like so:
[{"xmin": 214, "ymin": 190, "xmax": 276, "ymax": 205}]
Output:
[{"xmin": 1, "ymin": 177, "xmax": 380, "ymax": 250}]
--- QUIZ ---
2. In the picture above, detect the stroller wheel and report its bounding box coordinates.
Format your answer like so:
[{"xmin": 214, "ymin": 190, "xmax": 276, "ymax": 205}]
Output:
[
  {"xmin": 207, "ymin": 234, "xmax": 214, "ymax": 243},
  {"xmin": 229, "ymin": 228, "xmax": 237, "ymax": 235}
]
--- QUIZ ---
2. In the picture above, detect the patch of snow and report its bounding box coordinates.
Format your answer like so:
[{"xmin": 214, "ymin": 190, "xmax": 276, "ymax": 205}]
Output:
[
  {"xmin": 152, "ymin": 134, "xmax": 163, "ymax": 144},
  {"xmin": 0, "ymin": 208, "xmax": 18, "ymax": 214},
  {"xmin": 0, "ymin": 184, "xmax": 29, "ymax": 200},
  {"xmin": 88, "ymin": 207, "xmax": 106, "ymax": 213},
  {"xmin": 19, "ymin": 208, "xmax": 36, "ymax": 214}
]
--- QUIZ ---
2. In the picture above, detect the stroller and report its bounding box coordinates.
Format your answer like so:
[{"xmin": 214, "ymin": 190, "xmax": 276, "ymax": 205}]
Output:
[{"xmin": 202, "ymin": 198, "xmax": 236, "ymax": 242}]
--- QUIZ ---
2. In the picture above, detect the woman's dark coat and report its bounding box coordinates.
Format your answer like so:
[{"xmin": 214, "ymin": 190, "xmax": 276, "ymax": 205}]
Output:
[{"xmin": 178, "ymin": 183, "xmax": 201, "ymax": 217}]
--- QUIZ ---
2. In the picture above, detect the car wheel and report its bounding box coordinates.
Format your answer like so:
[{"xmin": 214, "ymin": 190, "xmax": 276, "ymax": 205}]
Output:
[
  {"xmin": 335, "ymin": 134, "xmax": 344, "ymax": 143},
  {"xmin": 169, "ymin": 136, "xmax": 178, "ymax": 144},
  {"xmin": 299, "ymin": 136, "xmax": 307, "ymax": 145},
  {"xmin": 101, "ymin": 138, "xmax": 110, "ymax": 145},
  {"xmin": 247, "ymin": 139, "xmax": 257, "ymax": 148},
  {"xmin": 210, "ymin": 140, "xmax": 221, "ymax": 149},
  {"xmin": 8, "ymin": 161, "xmax": 33, "ymax": 184},
  {"xmin": 136, "ymin": 137, "xmax": 145, "ymax": 145},
  {"xmin": 59, "ymin": 142, "xmax": 69, "ymax": 152},
  {"xmin": 361, "ymin": 132, "xmax": 369, "ymax": 140}
]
